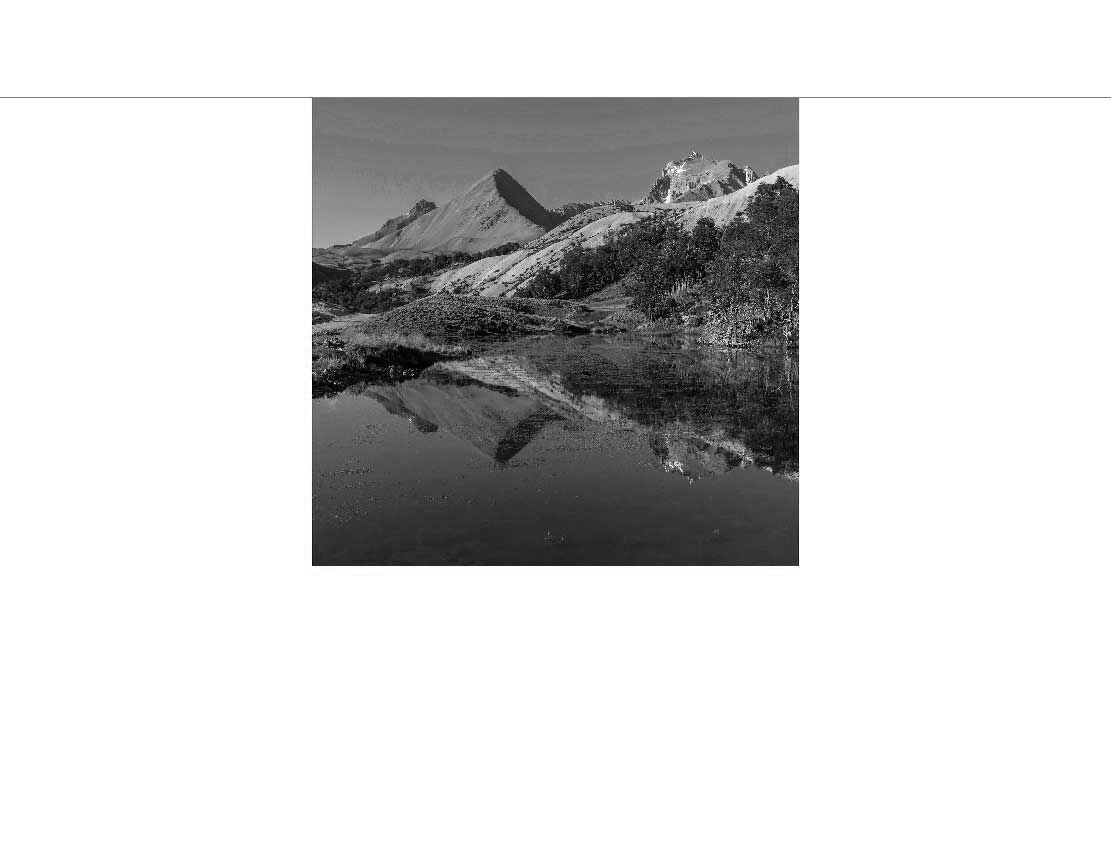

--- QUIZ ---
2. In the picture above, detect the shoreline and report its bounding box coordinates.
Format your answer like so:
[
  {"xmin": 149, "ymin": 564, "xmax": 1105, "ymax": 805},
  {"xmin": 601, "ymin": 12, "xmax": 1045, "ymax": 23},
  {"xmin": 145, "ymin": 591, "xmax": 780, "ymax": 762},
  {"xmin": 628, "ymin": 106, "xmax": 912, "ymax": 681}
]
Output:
[{"xmin": 312, "ymin": 294, "xmax": 798, "ymax": 400}]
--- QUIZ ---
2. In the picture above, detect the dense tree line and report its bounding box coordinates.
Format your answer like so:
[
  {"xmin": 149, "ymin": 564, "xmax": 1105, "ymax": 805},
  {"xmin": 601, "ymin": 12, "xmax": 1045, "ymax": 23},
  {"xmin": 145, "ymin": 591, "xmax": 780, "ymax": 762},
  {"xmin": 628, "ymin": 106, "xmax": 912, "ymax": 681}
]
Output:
[
  {"xmin": 522, "ymin": 178, "xmax": 799, "ymax": 342},
  {"xmin": 314, "ymin": 181, "xmax": 799, "ymax": 344},
  {"xmin": 522, "ymin": 216, "xmax": 713, "ymax": 313},
  {"xmin": 706, "ymin": 177, "xmax": 799, "ymax": 342}
]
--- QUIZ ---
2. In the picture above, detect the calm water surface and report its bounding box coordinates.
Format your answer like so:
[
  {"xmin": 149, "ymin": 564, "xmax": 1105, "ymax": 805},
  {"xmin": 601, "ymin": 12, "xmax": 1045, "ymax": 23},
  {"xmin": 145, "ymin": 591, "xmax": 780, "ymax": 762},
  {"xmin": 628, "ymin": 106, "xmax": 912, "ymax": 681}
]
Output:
[{"xmin": 313, "ymin": 334, "xmax": 798, "ymax": 565}]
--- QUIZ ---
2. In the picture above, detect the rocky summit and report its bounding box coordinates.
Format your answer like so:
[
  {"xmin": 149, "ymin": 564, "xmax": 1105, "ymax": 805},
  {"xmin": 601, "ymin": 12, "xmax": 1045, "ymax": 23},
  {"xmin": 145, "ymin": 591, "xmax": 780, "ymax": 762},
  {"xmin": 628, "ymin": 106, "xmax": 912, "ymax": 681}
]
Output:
[{"xmin": 637, "ymin": 151, "xmax": 759, "ymax": 204}]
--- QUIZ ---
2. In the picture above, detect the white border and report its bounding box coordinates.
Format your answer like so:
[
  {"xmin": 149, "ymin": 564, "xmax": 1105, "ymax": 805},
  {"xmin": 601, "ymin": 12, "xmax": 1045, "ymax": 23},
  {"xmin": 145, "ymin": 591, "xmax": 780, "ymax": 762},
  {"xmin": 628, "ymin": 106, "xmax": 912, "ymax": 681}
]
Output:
[{"xmin": 4, "ymin": 95, "xmax": 1111, "ymax": 859}]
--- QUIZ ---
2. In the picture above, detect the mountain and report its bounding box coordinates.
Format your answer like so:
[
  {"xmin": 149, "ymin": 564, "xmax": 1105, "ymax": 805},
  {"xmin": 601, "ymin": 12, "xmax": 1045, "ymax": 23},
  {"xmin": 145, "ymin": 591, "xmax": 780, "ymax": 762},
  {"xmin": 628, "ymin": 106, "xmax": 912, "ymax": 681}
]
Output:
[
  {"xmin": 428, "ymin": 165, "xmax": 799, "ymax": 297},
  {"xmin": 345, "ymin": 169, "xmax": 557, "ymax": 259},
  {"xmin": 637, "ymin": 151, "xmax": 758, "ymax": 204},
  {"xmin": 548, "ymin": 200, "xmax": 631, "ymax": 226},
  {"xmin": 349, "ymin": 199, "xmax": 437, "ymax": 246},
  {"xmin": 316, "ymin": 157, "xmax": 778, "ymax": 276}
]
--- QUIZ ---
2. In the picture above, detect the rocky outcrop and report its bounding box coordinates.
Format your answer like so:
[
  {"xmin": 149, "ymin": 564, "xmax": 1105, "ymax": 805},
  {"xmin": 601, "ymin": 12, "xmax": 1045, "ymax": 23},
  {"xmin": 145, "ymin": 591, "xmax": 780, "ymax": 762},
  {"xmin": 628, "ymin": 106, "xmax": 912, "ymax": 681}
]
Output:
[
  {"xmin": 349, "ymin": 199, "xmax": 437, "ymax": 246},
  {"xmin": 637, "ymin": 151, "xmax": 756, "ymax": 204}
]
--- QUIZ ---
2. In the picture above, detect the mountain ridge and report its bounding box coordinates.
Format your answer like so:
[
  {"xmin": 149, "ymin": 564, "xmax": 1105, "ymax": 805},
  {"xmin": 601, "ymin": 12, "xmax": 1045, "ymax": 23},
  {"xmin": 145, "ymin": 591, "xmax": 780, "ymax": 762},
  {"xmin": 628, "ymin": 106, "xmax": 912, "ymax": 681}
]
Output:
[
  {"xmin": 426, "ymin": 164, "xmax": 799, "ymax": 297},
  {"xmin": 350, "ymin": 199, "xmax": 437, "ymax": 246},
  {"xmin": 548, "ymin": 200, "xmax": 632, "ymax": 226},
  {"xmin": 341, "ymin": 169, "xmax": 554, "ymax": 259},
  {"xmin": 317, "ymin": 154, "xmax": 772, "ymax": 266}
]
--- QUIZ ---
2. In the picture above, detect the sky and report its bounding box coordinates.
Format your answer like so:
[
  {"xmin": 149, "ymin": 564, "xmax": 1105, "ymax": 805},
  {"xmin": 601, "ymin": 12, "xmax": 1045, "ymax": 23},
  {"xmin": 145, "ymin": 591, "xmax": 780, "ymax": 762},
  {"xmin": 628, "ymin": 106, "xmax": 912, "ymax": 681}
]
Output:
[{"xmin": 313, "ymin": 98, "xmax": 799, "ymax": 247}]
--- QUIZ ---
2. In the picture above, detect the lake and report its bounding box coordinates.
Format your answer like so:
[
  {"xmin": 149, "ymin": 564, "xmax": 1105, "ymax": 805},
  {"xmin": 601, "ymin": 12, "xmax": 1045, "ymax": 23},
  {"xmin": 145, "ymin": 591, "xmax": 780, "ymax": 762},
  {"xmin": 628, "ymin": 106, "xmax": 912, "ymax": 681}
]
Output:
[{"xmin": 313, "ymin": 333, "xmax": 798, "ymax": 565}]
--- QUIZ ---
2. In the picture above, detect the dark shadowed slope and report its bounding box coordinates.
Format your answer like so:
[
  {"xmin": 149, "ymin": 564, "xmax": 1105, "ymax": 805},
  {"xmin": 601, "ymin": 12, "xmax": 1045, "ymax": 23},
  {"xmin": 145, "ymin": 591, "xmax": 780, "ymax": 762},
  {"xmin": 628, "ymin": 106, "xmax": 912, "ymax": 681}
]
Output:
[{"xmin": 490, "ymin": 169, "xmax": 559, "ymax": 230}]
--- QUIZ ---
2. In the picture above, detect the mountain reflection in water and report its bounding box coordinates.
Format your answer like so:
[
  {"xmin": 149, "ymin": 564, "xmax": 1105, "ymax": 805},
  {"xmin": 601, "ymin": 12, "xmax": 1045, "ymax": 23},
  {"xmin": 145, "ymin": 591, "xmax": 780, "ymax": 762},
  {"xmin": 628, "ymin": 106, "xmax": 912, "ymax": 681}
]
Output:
[
  {"xmin": 314, "ymin": 334, "xmax": 798, "ymax": 565},
  {"xmin": 340, "ymin": 334, "xmax": 798, "ymax": 480}
]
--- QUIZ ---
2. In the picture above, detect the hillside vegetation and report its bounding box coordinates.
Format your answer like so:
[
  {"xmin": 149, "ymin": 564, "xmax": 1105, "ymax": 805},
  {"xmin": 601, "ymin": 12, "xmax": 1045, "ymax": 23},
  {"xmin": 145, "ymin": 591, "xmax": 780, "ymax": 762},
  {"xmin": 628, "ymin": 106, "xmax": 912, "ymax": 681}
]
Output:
[
  {"xmin": 312, "ymin": 243, "xmax": 522, "ymax": 312},
  {"xmin": 519, "ymin": 177, "xmax": 799, "ymax": 344},
  {"xmin": 424, "ymin": 165, "xmax": 799, "ymax": 297},
  {"xmin": 312, "ymin": 161, "xmax": 799, "ymax": 350}
]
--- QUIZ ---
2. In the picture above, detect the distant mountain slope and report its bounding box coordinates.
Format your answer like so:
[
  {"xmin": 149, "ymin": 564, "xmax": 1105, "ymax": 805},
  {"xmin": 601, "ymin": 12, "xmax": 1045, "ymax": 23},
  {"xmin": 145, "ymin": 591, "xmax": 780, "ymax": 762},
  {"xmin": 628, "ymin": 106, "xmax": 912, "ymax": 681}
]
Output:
[
  {"xmin": 431, "ymin": 165, "xmax": 799, "ymax": 297},
  {"xmin": 548, "ymin": 200, "xmax": 631, "ymax": 226},
  {"xmin": 637, "ymin": 151, "xmax": 759, "ymax": 204},
  {"xmin": 347, "ymin": 169, "xmax": 556, "ymax": 258},
  {"xmin": 350, "ymin": 199, "xmax": 436, "ymax": 246}
]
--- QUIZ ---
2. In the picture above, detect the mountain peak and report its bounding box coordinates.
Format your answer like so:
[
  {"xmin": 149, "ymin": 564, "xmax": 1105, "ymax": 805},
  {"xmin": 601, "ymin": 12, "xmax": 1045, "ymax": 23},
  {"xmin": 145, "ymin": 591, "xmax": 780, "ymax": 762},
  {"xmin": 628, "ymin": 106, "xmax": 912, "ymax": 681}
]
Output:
[
  {"xmin": 472, "ymin": 167, "xmax": 514, "ymax": 188},
  {"xmin": 347, "ymin": 167, "xmax": 555, "ymax": 257},
  {"xmin": 486, "ymin": 168, "xmax": 558, "ymax": 229},
  {"xmin": 638, "ymin": 151, "xmax": 757, "ymax": 204}
]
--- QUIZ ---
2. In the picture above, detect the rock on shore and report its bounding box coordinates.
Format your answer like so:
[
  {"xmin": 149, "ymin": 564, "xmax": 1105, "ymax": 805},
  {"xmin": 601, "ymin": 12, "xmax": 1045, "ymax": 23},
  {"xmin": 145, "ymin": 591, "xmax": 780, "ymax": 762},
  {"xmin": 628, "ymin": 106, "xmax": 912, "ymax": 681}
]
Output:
[{"xmin": 356, "ymin": 294, "xmax": 592, "ymax": 342}]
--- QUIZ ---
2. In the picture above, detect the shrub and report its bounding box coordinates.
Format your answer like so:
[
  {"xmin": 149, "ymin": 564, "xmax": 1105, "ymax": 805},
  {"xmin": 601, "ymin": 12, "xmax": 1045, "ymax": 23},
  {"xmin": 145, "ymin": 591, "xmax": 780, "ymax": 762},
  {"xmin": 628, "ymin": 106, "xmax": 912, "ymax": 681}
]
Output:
[
  {"xmin": 316, "ymin": 180, "xmax": 800, "ymax": 343},
  {"xmin": 705, "ymin": 178, "xmax": 799, "ymax": 341},
  {"xmin": 525, "ymin": 268, "xmax": 564, "ymax": 298}
]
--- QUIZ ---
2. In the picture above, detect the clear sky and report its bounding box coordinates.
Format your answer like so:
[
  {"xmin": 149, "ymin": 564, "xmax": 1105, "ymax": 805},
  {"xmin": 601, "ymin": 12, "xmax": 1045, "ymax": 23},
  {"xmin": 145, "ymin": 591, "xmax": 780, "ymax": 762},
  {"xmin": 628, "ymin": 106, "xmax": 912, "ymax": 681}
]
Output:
[{"xmin": 313, "ymin": 98, "xmax": 799, "ymax": 247}]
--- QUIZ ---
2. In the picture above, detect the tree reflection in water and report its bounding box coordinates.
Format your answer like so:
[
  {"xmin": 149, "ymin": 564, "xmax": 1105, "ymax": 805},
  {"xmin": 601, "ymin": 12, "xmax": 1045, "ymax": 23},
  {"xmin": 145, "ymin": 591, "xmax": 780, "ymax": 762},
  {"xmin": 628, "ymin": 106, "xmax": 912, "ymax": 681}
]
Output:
[
  {"xmin": 514, "ymin": 335, "xmax": 798, "ymax": 478},
  {"xmin": 342, "ymin": 334, "xmax": 798, "ymax": 479}
]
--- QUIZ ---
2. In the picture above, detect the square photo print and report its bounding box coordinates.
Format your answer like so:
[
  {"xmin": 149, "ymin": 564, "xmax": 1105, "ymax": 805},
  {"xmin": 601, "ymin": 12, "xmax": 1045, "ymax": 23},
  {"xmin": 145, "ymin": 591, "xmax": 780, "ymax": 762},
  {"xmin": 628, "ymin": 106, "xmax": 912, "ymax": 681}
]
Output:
[{"xmin": 312, "ymin": 98, "xmax": 799, "ymax": 565}]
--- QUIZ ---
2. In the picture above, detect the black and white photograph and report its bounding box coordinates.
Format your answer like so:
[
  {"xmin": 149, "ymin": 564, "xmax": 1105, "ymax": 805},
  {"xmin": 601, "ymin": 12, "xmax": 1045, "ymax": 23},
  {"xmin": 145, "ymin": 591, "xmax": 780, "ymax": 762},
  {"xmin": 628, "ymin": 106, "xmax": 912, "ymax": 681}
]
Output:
[{"xmin": 312, "ymin": 98, "xmax": 800, "ymax": 565}]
